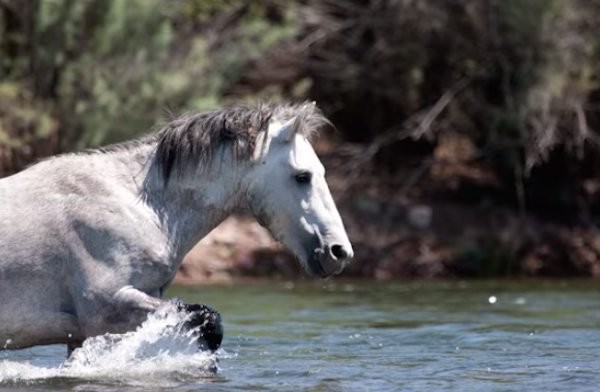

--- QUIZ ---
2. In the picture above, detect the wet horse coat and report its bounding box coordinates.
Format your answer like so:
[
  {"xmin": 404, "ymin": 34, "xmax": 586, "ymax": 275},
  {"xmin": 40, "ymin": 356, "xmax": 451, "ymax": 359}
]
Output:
[{"xmin": 0, "ymin": 102, "xmax": 353, "ymax": 352}]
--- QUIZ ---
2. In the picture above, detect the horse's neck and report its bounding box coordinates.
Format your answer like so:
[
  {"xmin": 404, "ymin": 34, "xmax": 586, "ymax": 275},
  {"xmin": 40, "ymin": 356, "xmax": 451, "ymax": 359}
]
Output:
[{"xmin": 135, "ymin": 145, "xmax": 248, "ymax": 262}]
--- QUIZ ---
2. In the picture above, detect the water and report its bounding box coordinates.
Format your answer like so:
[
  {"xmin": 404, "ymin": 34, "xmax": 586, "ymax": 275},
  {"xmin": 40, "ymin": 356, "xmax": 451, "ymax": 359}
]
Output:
[{"xmin": 1, "ymin": 280, "xmax": 599, "ymax": 391}]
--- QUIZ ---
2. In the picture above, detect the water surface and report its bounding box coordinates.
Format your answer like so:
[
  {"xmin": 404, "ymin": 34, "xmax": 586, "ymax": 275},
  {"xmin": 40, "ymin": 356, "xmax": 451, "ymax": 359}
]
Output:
[{"xmin": 1, "ymin": 280, "xmax": 599, "ymax": 391}]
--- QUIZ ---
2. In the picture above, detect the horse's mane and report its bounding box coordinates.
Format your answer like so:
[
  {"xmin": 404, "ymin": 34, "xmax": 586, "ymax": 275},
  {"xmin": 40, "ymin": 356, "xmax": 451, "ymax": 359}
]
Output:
[
  {"xmin": 75, "ymin": 102, "xmax": 330, "ymax": 182},
  {"xmin": 153, "ymin": 102, "xmax": 329, "ymax": 181}
]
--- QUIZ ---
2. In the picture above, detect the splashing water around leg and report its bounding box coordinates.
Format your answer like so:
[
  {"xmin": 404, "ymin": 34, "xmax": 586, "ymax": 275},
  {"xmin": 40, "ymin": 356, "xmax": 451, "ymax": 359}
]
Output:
[{"xmin": 0, "ymin": 302, "xmax": 221, "ymax": 386}]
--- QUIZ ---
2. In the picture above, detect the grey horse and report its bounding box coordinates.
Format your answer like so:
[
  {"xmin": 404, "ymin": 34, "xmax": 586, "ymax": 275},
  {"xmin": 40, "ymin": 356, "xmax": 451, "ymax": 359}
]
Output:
[{"xmin": 0, "ymin": 102, "xmax": 353, "ymax": 354}]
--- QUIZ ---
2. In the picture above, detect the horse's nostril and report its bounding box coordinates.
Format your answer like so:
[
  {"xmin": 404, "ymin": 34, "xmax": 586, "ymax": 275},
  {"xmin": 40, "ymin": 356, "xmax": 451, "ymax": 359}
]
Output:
[{"xmin": 330, "ymin": 244, "xmax": 348, "ymax": 260}]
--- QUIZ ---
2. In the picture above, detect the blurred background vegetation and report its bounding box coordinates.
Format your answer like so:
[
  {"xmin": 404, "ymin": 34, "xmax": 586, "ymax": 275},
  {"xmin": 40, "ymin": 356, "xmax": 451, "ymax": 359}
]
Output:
[{"xmin": 1, "ymin": 0, "xmax": 599, "ymax": 279}]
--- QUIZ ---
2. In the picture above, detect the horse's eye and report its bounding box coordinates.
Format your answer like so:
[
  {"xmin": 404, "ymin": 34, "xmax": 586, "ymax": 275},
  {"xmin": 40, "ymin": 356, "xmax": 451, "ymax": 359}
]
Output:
[{"xmin": 294, "ymin": 172, "xmax": 312, "ymax": 184}]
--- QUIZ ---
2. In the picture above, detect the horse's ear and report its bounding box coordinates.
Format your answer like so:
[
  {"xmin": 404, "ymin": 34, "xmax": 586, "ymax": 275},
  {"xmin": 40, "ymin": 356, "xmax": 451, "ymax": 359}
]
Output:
[
  {"xmin": 289, "ymin": 115, "xmax": 305, "ymax": 142},
  {"xmin": 275, "ymin": 117, "xmax": 298, "ymax": 143}
]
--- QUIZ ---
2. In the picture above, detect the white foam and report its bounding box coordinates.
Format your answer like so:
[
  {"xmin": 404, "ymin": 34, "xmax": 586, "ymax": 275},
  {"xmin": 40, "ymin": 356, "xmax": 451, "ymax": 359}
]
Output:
[{"xmin": 0, "ymin": 303, "xmax": 220, "ymax": 386}]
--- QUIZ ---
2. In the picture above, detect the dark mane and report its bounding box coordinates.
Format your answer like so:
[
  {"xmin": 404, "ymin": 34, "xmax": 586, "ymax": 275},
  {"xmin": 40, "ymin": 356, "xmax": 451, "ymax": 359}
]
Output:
[{"xmin": 154, "ymin": 102, "xmax": 329, "ymax": 181}]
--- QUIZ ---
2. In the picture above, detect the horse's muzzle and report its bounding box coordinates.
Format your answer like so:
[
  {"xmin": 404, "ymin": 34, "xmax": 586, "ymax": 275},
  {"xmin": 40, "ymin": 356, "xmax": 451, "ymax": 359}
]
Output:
[
  {"xmin": 178, "ymin": 303, "xmax": 224, "ymax": 352},
  {"xmin": 305, "ymin": 223, "xmax": 353, "ymax": 278},
  {"xmin": 308, "ymin": 244, "xmax": 352, "ymax": 278}
]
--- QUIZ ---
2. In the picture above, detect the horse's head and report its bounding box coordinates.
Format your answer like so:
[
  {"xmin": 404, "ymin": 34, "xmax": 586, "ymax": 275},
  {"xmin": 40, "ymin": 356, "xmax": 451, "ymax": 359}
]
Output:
[{"xmin": 244, "ymin": 113, "xmax": 353, "ymax": 278}]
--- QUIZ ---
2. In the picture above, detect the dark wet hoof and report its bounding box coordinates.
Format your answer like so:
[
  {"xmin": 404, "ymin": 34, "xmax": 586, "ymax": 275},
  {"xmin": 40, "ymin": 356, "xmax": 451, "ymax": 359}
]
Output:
[
  {"xmin": 67, "ymin": 340, "xmax": 83, "ymax": 358},
  {"xmin": 177, "ymin": 303, "xmax": 223, "ymax": 352}
]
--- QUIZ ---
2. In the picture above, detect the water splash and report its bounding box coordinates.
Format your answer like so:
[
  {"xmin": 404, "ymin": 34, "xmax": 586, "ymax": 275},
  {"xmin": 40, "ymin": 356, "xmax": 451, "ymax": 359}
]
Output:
[{"xmin": 0, "ymin": 303, "xmax": 219, "ymax": 387}]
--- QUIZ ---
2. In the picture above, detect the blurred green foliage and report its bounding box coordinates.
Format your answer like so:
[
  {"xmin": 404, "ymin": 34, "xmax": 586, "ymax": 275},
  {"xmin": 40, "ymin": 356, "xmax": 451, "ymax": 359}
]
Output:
[
  {"xmin": 0, "ymin": 0, "xmax": 297, "ymax": 173},
  {"xmin": 1, "ymin": 0, "xmax": 599, "ymax": 221}
]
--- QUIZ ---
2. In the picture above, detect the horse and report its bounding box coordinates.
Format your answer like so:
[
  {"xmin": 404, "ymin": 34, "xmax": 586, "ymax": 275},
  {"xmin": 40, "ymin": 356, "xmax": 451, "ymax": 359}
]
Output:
[{"xmin": 0, "ymin": 102, "xmax": 353, "ymax": 355}]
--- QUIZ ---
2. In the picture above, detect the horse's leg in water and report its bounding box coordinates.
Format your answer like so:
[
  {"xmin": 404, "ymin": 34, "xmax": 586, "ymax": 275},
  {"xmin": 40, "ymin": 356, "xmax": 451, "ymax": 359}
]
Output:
[
  {"xmin": 113, "ymin": 286, "xmax": 223, "ymax": 351},
  {"xmin": 67, "ymin": 340, "xmax": 83, "ymax": 356},
  {"xmin": 1, "ymin": 312, "xmax": 82, "ymax": 351},
  {"xmin": 66, "ymin": 286, "xmax": 159, "ymax": 356}
]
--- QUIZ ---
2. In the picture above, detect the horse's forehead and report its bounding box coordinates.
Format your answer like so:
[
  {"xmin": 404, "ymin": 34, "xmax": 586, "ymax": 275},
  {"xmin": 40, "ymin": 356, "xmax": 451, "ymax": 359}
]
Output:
[{"xmin": 289, "ymin": 135, "xmax": 323, "ymax": 170}]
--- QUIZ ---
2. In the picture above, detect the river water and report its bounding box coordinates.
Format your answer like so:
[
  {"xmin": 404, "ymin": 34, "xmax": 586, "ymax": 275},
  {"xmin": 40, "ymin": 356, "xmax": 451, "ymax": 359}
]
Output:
[{"xmin": 1, "ymin": 280, "xmax": 599, "ymax": 391}]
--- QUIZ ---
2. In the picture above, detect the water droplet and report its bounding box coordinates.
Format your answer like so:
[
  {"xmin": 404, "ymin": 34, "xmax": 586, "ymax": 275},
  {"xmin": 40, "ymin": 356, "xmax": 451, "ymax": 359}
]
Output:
[
  {"xmin": 488, "ymin": 296, "xmax": 497, "ymax": 304},
  {"xmin": 515, "ymin": 297, "xmax": 526, "ymax": 305}
]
